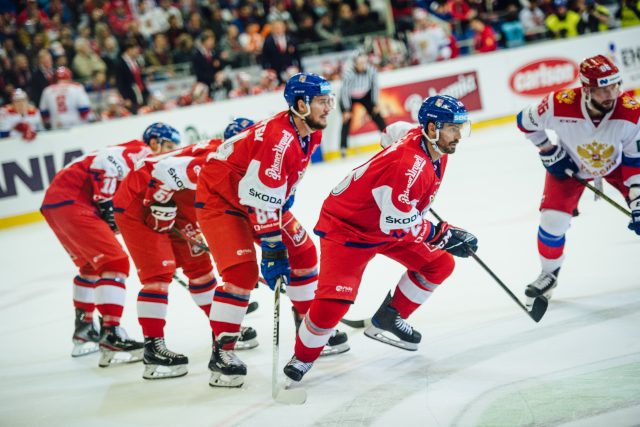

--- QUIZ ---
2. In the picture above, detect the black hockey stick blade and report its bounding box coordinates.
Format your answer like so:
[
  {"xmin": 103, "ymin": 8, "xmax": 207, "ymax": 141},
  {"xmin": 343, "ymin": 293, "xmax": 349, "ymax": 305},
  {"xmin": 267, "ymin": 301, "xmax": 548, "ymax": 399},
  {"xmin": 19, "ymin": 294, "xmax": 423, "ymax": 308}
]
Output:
[
  {"xmin": 528, "ymin": 296, "xmax": 549, "ymax": 323},
  {"xmin": 339, "ymin": 317, "xmax": 371, "ymax": 328}
]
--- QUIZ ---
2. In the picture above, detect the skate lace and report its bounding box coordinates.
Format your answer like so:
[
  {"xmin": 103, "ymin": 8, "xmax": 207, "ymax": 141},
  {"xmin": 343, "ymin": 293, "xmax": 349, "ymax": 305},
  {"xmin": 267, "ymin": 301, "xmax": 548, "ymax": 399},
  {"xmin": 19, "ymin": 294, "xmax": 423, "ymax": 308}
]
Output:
[
  {"xmin": 219, "ymin": 349, "xmax": 242, "ymax": 367},
  {"xmin": 394, "ymin": 317, "xmax": 413, "ymax": 335},
  {"xmin": 534, "ymin": 272, "xmax": 555, "ymax": 290},
  {"xmin": 290, "ymin": 357, "xmax": 313, "ymax": 373},
  {"xmin": 153, "ymin": 338, "xmax": 180, "ymax": 357}
]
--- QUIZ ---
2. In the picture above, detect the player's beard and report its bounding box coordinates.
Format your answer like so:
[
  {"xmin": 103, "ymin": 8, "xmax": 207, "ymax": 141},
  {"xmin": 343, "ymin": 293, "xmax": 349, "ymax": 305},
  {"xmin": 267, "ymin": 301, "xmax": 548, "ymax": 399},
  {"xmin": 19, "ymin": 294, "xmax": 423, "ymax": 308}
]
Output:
[
  {"xmin": 304, "ymin": 115, "xmax": 327, "ymax": 130},
  {"xmin": 590, "ymin": 97, "xmax": 615, "ymax": 114},
  {"xmin": 440, "ymin": 139, "xmax": 459, "ymax": 154}
]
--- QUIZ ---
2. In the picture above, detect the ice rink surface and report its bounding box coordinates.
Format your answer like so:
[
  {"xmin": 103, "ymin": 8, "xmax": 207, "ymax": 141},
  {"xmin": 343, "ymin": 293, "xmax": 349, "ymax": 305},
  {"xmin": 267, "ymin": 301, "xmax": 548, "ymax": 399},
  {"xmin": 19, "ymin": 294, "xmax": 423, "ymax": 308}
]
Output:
[{"xmin": 1, "ymin": 123, "xmax": 638, "ymax": 427}]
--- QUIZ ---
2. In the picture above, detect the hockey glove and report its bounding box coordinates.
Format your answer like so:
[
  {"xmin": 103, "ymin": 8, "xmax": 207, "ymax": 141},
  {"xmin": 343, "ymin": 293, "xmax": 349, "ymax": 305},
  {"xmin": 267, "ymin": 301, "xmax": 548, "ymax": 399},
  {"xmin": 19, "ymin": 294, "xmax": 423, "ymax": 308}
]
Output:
[
  {"xmin": 428, "ymin": 221, "xmax": 478, "ymax": 258},
  {"xmin": 145, "ymin": 200, "xmax": 177, "ymax": 233},
  {"xmin": 97, "ymin": 200, "xmax": 118, "ymax": 232},
  {"xmin": 260, "ymin": 239, "xmax": 291, "ymax": 290},
  {"xmin": 628, "ymin": 196, "xmax": 640, "ymax": 236},
  {"xmin": 539, "ymin": 144, "xmax": 578, "ymax": 179}
]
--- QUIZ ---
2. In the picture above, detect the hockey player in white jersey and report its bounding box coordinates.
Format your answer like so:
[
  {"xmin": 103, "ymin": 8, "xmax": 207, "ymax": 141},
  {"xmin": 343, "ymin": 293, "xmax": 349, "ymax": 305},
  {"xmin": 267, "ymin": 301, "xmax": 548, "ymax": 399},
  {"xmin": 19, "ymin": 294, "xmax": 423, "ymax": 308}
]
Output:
[
  {"xmin": 0, "ymin": 89, "xmax": 43, "ymax": 140},
  {"xmin": 516, "ymin": 54, "xmax": 640, "ymax": 307},
  {"xmin": 39, "ymin": 66, "xmax": 91, "ymax": 130}
]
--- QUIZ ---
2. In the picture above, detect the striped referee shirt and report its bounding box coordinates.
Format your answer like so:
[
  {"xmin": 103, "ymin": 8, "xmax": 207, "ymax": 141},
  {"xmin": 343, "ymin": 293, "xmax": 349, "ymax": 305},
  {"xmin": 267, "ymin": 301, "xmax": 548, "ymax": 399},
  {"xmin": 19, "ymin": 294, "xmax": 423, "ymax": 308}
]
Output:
[{"xmin": 340, "ymin": 64, "xmax": 379, "ymax": 111}]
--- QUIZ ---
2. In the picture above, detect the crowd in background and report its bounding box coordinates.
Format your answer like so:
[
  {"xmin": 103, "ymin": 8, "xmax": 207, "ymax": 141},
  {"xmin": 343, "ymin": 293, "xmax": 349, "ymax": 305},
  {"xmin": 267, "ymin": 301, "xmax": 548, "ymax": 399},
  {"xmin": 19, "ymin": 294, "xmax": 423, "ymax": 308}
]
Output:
[{"xmin": 1, "ymin": 0, "xmax": 638, "ymax": 139}]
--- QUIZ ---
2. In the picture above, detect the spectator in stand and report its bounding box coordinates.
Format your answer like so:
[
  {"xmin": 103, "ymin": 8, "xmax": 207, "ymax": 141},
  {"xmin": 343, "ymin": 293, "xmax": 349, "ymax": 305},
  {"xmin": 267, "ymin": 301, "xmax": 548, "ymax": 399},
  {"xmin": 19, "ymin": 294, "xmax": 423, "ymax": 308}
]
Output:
[
  {"xmin": 291, "ymin": 0, "xmax": 315, "ymax": 24},
  {"xmin": 267, "ymin": 0, "xmax": 298, "ymax": 31},
  {"xmin": 296, "ymin": 13, "xmax": 320, "ymax": 45},
  {"xmin": 336, "ymin": 4, "xmax": 358, "ymax": 38},
  {"xmin": 84, "ymin": 69, "xmax": 111, "ymax": 111},
  {"xmin": 315, "ymin": 12, "xmax": 343, "ymax": 52},
  {"xmin": 137, "ymin": 0, "xmax": 165, "ymax": 40},
  {"xmin": 0, "ymin": 89, "xmax": 43, "ymax": 141},
  {"xmin": 107, "ymin": 0, "xmax": 135, "ymax": 39},
  {"xmin": 390, "ymin": 0, "xmax": 415, "ymax": 36},
  {"xmin": 100, "ymin": 93, "xmax": 131, "ymax": 120},
  {"xmin": 185, "ymin": 11, "xmax": 204, "ymax": 40},
  {"xmin": 8, "ymin": 53, "xmax": 32, "ymax": 92},
  {"xmin": 261, "ymin": 19, "xmax": 302, "ymax": 84},
  {"xmin": 219, "ymin": 24, "xmax": 249, "ymax": 68},
  {"xmin": 339, "ymin": 51, "xmax": 386, "ymax": 158},
  {"xmin": 72, "ymin": 37, "xmax": 107, "ymax": 80},
  {"xmin": 101, "ymin": 36, "xmax": 121, "ymax": 85},
  {"xmin": 228, "ymin": 72, "xmax": 253, "ymax": 98},
  {"xmin": 238, "ymin": 22, "xmax": 264, "ymax": 62},
  {"xmin": 576, "ymin": 0, "xmax": 610, "ymax": 33},
  {"xmin": 192, "ymin": 30, "xmax": 222, "ymax": 94},
  {"xmin": 40, "ymin": 66, "xmax": 91, "ymax": 130},
  {"xmin": 447, "ymin": 0, "xmax": 475, "ymax": 36},
  {"xmin": 31, "ymin": 48, "xmax": 55, "ymax": 107},
  {"xmin": 208, "ymin": 7, "xmax": 229, "ymax": 42},
  {"xmin": 233, "ymin": 3, "xmax": 259, "ymax": 34},
  {"xmin": 166, "ymin": 14, "xmax": 186, "ymax": 49},
  {"xmin": 159, "ymin": 0, "xmax": 184, "ymax": 30},
  {"xmin": 470, "ymin": 17, "xmax": 498, "ymax": 53},
  {"xmin": 353, "ymin": 2, "xmax": 385, "ymax": 34},
  {"xmin": 618, "ymin": 0, "xmax": 640, "ymax": 27},
  {"xmin": 546, "ymin": 0, "xmax": 581, "ymax": 38},
  {"xmin": 116, "ymin": 40, "xmax": 148, "ymax": 114},
  {"xmin": 172, "ymin": 33, "xmax": 194, "ymax": 65},
  {"xmin": 144, "ymin": 33, "xmax": 174, "ymax": 79},
  {"xmin": 520, "ymin": 0, "xmax": 547, "ymax": 41},
  {"xmin": 17, "ymin": 0, "xmax": 49, "ymax": 28},
  {"xmin": 407, "ymin": 8, "xmax": 453, "ymax": 64}
]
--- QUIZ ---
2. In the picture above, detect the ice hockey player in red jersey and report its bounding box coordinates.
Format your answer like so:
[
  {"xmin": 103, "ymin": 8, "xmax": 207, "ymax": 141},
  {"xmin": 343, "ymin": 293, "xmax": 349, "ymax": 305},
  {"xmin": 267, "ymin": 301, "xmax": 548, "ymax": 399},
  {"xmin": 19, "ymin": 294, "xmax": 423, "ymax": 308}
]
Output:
[
  {"xmin": 112, "ymin": 118, "xmax": 257, "ymax": 380},
  {"xmin": 195, "ymin": 73, "xmax": 349, "ymax": 388},
  {"xmin": 40, "ymin": 122, "xmax": 180, "ymax": 366},
  {"xmin": 282, "ymin": 95, "xmax": 479, "ymax": 384},
  {"xmin": 516, "ymin": 54, "xmax": 640, "ymax": 307}
]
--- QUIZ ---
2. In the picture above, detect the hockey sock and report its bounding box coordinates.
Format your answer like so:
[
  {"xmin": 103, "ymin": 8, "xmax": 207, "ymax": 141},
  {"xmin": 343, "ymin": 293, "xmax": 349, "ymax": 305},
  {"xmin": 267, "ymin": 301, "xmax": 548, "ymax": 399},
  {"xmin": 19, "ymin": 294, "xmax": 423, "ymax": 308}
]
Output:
[
  {"xmin": 73, "ymin": 275, "xmax": 96, "ymax": 321},
  {"xmin": 295, "ymin": 298, "xmax": 349, "ymax": 363},
  {"xmin": 538, "ymin": 210, "xmax": 571, "ymax": 273},
  {"xmin": 188, "ymin": 277, "xmax": 217, "ymax": 317},
  {"xmin": 390, "ymin": 271, "xmax": 439, "ymax": 319},
  {"xmin": 209, "ymin": 288, "xmax": 250, "ymax": 350},
  {"xmin": 287, "ymin": 270, "xmax": 318, "ymax": 316},
  {"xmin": 95, "ymin": 277, "xmax": 126, "ymax": 327},
  {"xmin": 137, "ymin": 288, "xmax": 168, "ymax": 338}
]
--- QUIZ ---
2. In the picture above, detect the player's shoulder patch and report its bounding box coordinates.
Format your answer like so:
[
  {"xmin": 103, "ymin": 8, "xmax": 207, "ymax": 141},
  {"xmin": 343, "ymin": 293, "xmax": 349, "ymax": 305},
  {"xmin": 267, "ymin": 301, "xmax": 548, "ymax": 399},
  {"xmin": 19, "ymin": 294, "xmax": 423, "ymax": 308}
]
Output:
[
  {"xmin": 610, "ymin": 94, "xmax": 640, "ymax": 124},
  {"xmin": 552, "ymin": 88, "xmax": 583, "ymax": 119}
]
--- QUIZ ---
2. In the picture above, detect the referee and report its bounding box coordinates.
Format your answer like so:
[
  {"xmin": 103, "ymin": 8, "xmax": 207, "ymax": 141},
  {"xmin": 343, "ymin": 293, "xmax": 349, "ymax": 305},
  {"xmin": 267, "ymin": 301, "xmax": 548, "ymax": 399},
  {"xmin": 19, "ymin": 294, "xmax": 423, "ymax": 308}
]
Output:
[{"xmin": 339, "ymin": 52, "xmax": 386, "ymax": 157}]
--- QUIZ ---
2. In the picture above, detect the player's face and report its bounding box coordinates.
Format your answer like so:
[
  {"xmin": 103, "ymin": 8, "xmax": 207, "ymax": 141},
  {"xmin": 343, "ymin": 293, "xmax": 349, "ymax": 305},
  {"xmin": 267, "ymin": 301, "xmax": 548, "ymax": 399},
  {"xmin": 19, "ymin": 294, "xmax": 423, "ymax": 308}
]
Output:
[
  {"xmin": 437, "ymin": 122, "xmax": 470, "ymax": 154},
  {"xmin": 305, "ymin": 95, "xmax": 335, "ymax": 129},
  {"xmin": 588, "ymin": 83, "xmax": 620, "ymax": 113}
]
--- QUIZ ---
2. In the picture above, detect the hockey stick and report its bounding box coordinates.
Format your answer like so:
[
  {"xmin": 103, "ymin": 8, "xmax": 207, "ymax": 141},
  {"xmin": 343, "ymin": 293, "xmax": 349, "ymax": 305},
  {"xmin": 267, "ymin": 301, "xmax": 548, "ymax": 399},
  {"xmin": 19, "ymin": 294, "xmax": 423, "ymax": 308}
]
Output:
[
  {"xmin": 565, "ymin": 169, "xmax": 631, "ymax": 217},
  {"xmin": 272, "ymin": 276, "xmax": 307, "ymax": 404},
  {"xmin": 429, "ymin": 209, "xmax": 547, "ymax": 322}
]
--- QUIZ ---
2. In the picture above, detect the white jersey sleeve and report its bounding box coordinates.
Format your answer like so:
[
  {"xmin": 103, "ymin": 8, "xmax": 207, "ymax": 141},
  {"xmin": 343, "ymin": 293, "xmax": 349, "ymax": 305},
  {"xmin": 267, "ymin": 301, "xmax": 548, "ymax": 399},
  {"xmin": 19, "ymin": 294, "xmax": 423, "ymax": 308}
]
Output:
[
  {"xmin": 150, "ymin": 155, "xmax": 199, "ymax": 192},
  {"xmin": 517, "ymin": 94, "xmax": 553, "ymax": 147},
  {"xmin": 89, "ymin": 146, "xmax": 133, "ymax": 201},
  {"xmin": 381, "ymin": 121, "xmax": 418, "ymax": 148}
]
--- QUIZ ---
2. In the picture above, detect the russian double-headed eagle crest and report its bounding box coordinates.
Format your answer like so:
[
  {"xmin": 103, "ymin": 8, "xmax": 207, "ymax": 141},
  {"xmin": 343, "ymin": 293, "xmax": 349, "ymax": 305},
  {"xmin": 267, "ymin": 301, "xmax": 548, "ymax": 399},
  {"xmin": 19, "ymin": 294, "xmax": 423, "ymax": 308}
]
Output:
[
  {"xmin": 556, "ymin": 89, "xmax": 576, "ymax": 104},
  {"xmin": 576, "ymin": 141, "xmax": 615, "ymax": 169}
]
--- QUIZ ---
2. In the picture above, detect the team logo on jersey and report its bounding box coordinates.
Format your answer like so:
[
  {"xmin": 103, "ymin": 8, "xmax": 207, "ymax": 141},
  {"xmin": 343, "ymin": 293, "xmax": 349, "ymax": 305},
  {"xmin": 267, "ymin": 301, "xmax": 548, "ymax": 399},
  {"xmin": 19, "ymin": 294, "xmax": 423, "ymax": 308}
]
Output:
[
  {"xmin": 622, "ymin": 95, "xmax": 640, "ymax": 110},
  {"xmin": 576, "ymin": 141, "xmax": 615, "ymax": 170},
  {"xmin": 555, "ymin": 89, "xmax": 576, "ymax": 105},
  {"xmin": 265, "ymin": 131, "xmax": 293, "ymax": 180}
]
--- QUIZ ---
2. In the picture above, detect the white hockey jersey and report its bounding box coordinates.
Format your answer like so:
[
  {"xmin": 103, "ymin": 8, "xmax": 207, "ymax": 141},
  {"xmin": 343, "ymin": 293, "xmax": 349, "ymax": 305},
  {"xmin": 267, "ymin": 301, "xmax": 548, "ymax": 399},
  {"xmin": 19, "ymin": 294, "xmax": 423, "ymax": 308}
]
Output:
[
  {"xmin": 0, "ymin": 104, "xmax": 43, "ymax": 139},
  {"xmin": 39, "ymin": 82, "xmax": 91, "ymax": 130},
  {"xmin": 517, "ymin": 87, "xmax": 640, "ymax": 187}
]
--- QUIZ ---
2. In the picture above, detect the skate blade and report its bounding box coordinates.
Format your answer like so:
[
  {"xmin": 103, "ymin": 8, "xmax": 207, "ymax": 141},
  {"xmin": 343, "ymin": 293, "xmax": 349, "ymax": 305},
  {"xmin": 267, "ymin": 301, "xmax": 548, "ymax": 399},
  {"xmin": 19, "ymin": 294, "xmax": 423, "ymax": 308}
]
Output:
[
  {"xmin": 235, "ymin": 338, "xmax": 259, "ymax": 351},
  {"xmin": 143, "ymin": 363, "xmax": 188, "ymax": 380},
  {"xmin": 71, "ymin": 340, "xmax": 99, "ymax": 357},
  {"xmin": 209, "ymin": 372, "xmax": 244, "ymax": 388},
  {"xmin": 98, "ymin": 348, "xmax": 144, "ymax": 367},
  {"xmin": 274, "ymin": 381, "xmax": 307, "ymax": 405},
  {"xmin": 320, "ymin": 342, "xmax": 350, "ymax": 357},
  {"xmin": 364, "ymin": 326, "xmax": 418, "ymax": 351}
]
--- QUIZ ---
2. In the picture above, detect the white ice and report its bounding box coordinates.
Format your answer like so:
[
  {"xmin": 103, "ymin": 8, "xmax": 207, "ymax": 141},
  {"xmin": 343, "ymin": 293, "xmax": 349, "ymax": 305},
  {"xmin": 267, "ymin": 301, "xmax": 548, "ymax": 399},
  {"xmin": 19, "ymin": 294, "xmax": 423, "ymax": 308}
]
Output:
[{"xmin": 1, "ymin": 123, "xmax": 638, "ymax": 427}]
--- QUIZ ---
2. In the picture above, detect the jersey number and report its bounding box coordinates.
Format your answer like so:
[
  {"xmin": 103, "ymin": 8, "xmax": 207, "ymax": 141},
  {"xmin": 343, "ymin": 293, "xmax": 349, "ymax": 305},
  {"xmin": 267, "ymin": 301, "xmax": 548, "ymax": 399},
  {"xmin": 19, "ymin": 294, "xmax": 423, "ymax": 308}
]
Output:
[
  {"xmin": 56, "ymin": 94, "xmax": 68, "ymax": 113},
  {"xmin": 331, "ymin": 162, "xmax": 370, "ymax": 196}
]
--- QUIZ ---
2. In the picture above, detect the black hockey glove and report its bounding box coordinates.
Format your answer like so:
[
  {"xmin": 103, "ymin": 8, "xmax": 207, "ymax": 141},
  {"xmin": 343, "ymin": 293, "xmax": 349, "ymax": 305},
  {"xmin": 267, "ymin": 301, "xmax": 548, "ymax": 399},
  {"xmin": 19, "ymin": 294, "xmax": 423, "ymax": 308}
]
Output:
[
  {"xmin": 539, "ymin": 144, "xmax": 578, "ymax": 179},
  {"xmin": 97, "ymin": 200, "xmax": 118, "ymax": 232},
  {"xmin": 428, "ymin": 221, "xmax": 478, "ymax": 257}
]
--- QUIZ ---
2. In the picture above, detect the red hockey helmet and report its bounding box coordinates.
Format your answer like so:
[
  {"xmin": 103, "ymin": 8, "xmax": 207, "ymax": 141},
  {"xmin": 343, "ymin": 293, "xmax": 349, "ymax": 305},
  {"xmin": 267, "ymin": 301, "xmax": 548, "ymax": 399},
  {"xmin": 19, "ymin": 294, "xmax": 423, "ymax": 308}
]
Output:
[
  {"xmin": 579, "ymin": 55, "xmax": 621, "ymax": 88},
  {"xmin": 55, "ymin": 66, "xmax": 72, "ymax": 81}
]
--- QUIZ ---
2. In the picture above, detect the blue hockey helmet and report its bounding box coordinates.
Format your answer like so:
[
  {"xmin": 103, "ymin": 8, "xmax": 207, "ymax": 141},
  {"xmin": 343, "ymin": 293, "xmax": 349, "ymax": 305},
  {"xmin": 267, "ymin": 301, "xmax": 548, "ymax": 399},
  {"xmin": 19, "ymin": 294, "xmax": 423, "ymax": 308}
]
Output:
[
  {"xmin": 143, "ymin": 122, "xmax": 181, "ymax": 146},
  {"xmin": 224, "ymin": 117, "xmax": 255, "ymax": 140},
  {"xmin": 418, "ymin": 95, "xmax": 470, "ymax": 134},
  {"xmin": 283, "ymin": 72, "xmax": 334, "ymax": 112}
]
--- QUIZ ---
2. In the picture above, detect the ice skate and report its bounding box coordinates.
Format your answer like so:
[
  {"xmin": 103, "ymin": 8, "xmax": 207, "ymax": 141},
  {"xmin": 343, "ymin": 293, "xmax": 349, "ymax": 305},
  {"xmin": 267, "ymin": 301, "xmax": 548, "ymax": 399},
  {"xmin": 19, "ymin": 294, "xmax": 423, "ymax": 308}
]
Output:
[
  {"xmin": 234, "ymin": 326, "xmax": 258, "ymax": 350},
  {"xmin": 292, "ymin": 307, "xmax": 350, "ymax": 356},
  {"xmin": 364, "ymin": 292, "xmax": 421, "ymax": 351},
  {"xmin": 283, "ymin": 355, "xmax": 314, "ymax": 383},
  {"xmin": 525, "ymin": 268, "xmax": 560, "ymax": 309},
  {"xmin": 98, "ymin": 325, "xmax": 144, "ymax": 367},
  {"xmin": 208, "ymin": 333, "xmax": 246, "ymax": 388},
  {"xmin": 71, "ymin": 309, "xmax": 100, "ymax": 357},
  {"xmin": 142, "ymin": 337, "xmax": 188, "ymax": 379}
]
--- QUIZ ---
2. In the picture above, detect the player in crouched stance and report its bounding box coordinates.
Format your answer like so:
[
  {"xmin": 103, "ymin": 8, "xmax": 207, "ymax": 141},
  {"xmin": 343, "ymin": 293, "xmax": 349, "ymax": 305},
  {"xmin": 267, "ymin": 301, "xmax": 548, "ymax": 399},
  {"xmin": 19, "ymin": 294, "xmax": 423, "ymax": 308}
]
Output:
[
  {"xmin": 112, "ymin": 119, "xmax": 257, "ymax": 380},
  {"xmin": 283, "ymin": 95, "xmax": 478, "ymax": 383},
  {"xmin": 516, "ymin": 54, "xmax": 640, "ymax": 308},
  {"xmin": 41, "ymin": 122, "xmax": 179, "ymax": 365}
]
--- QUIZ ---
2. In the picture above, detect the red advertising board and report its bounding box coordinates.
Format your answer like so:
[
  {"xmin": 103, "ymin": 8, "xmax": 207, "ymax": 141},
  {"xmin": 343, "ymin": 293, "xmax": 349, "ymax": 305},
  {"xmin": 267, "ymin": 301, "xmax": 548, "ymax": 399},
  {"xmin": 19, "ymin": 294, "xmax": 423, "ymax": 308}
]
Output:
[{"xmin": 348, "ymin": 71, "xmax": 482, "ymax": 136}]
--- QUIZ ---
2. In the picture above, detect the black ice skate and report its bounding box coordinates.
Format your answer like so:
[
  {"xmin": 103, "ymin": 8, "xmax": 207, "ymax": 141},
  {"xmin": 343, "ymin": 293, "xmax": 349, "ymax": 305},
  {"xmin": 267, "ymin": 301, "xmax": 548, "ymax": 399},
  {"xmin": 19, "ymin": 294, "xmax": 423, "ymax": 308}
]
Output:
[
  {"xmin": 525, "ymin": 268, "xmax": 560, "ymax": 309},
  {"xmin": 364, "ymin": 292, "xmax": 422, "ymax": 351},
  {"xmin": 208, "ymin": 333, "xmax": 246, "ymax": 388},
  {"xmin": 234, "ymin": 326, "xmax": 259, "ymax": 351},
  {"xmin": 283, "ymin": 355, "xmax": 314, "ymax": 383},
  {"xmin": 292, "ymin": 307, "xmax": 350, "ymax": 356},
  {"xmin": 71, "ymin": 309, "xmax": 100, "ymax": 357},
  {"xmin": 98, "ymin": 325, "xmax": 144, "ymax": 367},
  {"xmin": 142, "ymin": 337, "xmax": 188, "ymax": 380}
]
